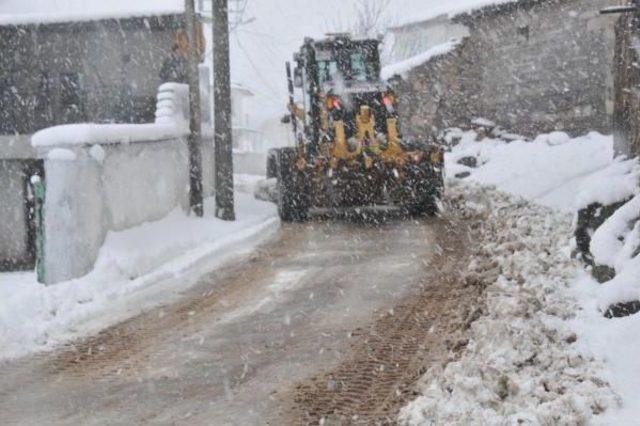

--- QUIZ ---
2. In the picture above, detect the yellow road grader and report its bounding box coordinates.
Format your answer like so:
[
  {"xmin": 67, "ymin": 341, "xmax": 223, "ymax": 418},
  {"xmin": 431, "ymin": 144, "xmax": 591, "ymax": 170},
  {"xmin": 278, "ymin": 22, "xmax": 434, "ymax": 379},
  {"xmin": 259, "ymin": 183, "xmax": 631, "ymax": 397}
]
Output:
[{"xmin": 266, "ymin": 34, "xmax": 444, "ymax": 221}]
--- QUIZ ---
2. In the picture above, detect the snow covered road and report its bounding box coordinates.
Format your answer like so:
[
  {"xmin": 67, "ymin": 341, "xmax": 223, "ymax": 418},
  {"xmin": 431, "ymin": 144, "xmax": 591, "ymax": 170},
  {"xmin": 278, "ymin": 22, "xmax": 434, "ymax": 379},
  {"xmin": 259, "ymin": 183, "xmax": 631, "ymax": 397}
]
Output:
[{"xmin": 0, "ymin": 212, "xmax": 478, "ymax": 425}]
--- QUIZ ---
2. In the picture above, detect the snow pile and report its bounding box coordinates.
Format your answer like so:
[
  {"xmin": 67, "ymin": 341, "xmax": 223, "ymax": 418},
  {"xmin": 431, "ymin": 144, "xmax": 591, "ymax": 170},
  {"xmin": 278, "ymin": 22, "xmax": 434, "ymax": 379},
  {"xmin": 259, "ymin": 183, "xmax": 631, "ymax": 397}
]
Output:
[
  {"xmin": 0, "ymin": 193, "xmax": 278, "ymax": 361},
  {"xmin": 588, "ymin": 195, "xmax": 640, "ymax": 310},
  {"xmin": 576, "ymin": 157, "xmax": 640, "ymax": 210},
  {"xmin": 32, "ymin": 123, "xmax": 186, "ymax": 148},
  {"xmin": 590, "ymin": 196, "xmax": 640, "ymax": 271},
  {"xmin": 569, "ymin": 271, "xmax": 640, "ymax": 423},
  {"xmin": 381, "ymin": 39, "xmax": 461, "ymax": 80},
  {"xmin": 445, "ymin": 129, "xmax": 614, "ymax": 212},
  {"xmin": 400, "ymin": 182, "xmax": 620, "ymax": 425}
]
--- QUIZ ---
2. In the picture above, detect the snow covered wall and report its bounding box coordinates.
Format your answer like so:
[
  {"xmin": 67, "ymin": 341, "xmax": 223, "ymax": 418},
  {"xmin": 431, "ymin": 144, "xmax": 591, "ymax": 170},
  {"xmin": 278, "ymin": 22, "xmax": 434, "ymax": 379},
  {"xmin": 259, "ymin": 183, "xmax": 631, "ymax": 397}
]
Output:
[
  {"xmin": 31, "ymin": 83, "xmax": 214, "ymax": 284},
  {"xmin": 37, "ymin": 137, "xmax": 189, "ymax": 285}
]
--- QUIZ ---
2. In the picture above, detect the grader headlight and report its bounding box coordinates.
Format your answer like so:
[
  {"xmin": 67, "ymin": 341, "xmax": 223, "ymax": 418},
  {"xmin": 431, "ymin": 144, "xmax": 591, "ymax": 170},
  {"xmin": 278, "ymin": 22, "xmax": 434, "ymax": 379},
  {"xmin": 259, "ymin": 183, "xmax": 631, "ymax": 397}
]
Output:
[
  {"xmin": 325, "ymin": 95, "xmax": 342, "ymax": 111},
  {"xmin": 383, "ymin": 91, "xmax": 397, "ymax": 113}
]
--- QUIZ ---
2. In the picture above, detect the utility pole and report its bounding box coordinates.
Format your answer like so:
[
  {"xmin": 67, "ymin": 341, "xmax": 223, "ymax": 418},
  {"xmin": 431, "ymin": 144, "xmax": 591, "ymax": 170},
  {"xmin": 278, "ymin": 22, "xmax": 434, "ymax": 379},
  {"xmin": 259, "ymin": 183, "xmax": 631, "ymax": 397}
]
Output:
[
  {"xmin": 185, "ymin": 0, "xmax": 204, "ymax": 217},
  {"xmin": 213, "ymin": 0, "xmax": 236, "ymax": 221}
]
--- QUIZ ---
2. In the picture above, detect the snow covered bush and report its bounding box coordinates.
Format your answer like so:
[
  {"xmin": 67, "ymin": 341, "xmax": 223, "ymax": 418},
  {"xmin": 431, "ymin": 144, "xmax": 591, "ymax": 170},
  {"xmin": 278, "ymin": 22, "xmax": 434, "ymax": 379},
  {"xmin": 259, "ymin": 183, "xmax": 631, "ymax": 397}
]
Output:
[
  {"xmin": 573, "ymin": 157, "xmax": 640, "ymax": 283},
  {"xmin": 588, "ymin": 195, "xmax": 640, "ymax": 318}
]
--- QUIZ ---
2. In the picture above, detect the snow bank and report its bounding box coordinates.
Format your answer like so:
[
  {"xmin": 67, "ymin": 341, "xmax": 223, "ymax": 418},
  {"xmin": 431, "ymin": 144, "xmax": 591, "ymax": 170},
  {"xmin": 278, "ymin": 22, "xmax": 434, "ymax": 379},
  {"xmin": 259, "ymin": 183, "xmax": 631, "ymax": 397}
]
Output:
[
  {"xmin": 0, "ymin": 193, "xmax": 278, "ymax": 361},
  {"xmin": 575, "ymin": 157, "xmax": 640, "ymax": 209},
  {"xmin": 400, "ymin": 182, "xmax": 620, "ymax": 424},
  {"xmin": 32, "ymin": 123, "xmax": 186, "ymax": 148},
  {"xmin": 438, "ymin": 128, "xmax": 640, "ymax": 423},
  {"xmin": 586, "ymin": 193, "xmax": 640, "ymax": 315},
  {"xmin": 569, "ymin": 271, "xmax": 640, "ymax": 423},
  {"xmin": 381, "ymin": 39, "xmax": 461, "ymax": 80},
  {"xmin": 446, "ymin": 130, "xmax": 614, "ymax": 212},
  {"xmin": 590, "ymin": 195, "xmax": 640, "ymax": 270}
]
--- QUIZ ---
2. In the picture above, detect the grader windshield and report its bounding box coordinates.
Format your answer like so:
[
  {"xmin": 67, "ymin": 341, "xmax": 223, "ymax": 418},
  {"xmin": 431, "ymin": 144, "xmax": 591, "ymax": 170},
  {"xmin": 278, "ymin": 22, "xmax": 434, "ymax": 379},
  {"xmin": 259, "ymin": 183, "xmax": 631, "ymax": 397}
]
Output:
[{"xmin": 316, "ymin": 45, "xmax": 380, "ymax": 84}]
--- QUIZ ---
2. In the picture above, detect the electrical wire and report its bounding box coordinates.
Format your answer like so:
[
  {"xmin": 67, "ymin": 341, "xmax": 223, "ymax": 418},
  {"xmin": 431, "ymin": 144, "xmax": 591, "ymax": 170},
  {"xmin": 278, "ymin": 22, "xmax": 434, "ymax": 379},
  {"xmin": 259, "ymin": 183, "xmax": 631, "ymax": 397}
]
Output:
[{"xmin": 234, "ymin": 36, "xmax": 285, "ymax": 104}]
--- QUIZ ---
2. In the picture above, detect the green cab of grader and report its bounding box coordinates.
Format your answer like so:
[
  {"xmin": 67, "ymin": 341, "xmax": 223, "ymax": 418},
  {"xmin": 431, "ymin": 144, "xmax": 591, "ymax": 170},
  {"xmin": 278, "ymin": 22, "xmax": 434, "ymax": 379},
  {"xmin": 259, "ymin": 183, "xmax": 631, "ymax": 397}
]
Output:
[{"xmin": 266, "ymin": 33, "xmax": 445, "ymax": 221}]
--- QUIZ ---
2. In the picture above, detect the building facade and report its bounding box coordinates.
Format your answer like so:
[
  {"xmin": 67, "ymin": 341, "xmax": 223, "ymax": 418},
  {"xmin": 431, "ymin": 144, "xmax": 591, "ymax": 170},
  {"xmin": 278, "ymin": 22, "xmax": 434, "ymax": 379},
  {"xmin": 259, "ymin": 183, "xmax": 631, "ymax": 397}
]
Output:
[
  {"xmin": 387, "ymin": 0, "xmax": 618, "ymax": 140},
  {"xmin": 0, "ymin": 13, "xmax": 187, "ymax": 136},
  {"xmin": 0, "ymin": 12, "xmax": 190, "ymax": 271}
]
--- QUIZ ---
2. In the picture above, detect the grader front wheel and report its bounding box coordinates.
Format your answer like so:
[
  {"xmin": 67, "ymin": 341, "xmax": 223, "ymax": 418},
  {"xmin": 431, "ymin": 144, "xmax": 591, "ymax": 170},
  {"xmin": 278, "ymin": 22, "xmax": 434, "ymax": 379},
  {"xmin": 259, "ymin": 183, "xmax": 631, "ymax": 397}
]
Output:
[
  {"xmin": 400, "ymin": 163, "xmax": 443, "ymax": 217},
  {"xmin": 275, "ymin": 148, "xmax": 310, "ymax": 222}
]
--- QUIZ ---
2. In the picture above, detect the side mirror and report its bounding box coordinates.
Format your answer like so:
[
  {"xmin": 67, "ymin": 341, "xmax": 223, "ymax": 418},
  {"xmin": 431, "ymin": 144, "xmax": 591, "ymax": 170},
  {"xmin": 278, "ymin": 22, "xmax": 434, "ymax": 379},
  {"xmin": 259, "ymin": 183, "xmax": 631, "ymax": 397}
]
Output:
[
  {"xmin": 281, "ymin": 114, "xmax": 292, "ymax": 124},
  {"xmin": 294, "ymin": 67, "xmax": 303, "ymax": 88}
]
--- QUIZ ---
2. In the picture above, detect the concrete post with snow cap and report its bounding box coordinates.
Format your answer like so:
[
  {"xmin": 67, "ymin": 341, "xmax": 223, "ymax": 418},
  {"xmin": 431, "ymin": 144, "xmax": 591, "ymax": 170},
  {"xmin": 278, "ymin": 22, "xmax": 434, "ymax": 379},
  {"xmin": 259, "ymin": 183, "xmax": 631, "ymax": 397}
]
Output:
[{"xmin": 39, "ymin": 147, "xmax": 106, "ymax": 284}]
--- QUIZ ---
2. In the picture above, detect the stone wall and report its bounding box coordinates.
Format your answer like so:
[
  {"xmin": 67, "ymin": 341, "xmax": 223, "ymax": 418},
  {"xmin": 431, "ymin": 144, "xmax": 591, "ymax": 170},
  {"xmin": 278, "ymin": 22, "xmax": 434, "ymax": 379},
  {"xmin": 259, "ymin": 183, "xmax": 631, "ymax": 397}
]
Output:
[
  {"xmin": 612, "ymin": 8, "xmax": 640, "ymax": 158},
  {"xmin": 389, "ymin": 0, "xmax": 619, "ymax": 140}
]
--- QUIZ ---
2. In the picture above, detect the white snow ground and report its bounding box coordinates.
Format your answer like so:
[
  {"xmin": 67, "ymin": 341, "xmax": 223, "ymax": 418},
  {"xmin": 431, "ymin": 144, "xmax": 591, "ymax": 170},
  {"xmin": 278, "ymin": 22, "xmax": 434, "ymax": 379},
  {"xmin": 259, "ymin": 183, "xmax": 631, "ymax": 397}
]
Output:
[
  {"xmin": 445, "ymin": 129, "xmax": 614, "ymax": 212},
  {"xmin": 0, "ymin": 192, "xmax": 278, "ymax": 361},
  {"xmin": 402, "ymin": 129, "xmax": 640, "ymax": 424},
  {"xmin": 401, "ymin": 183, "xmax": 621, "ymax": 425}
]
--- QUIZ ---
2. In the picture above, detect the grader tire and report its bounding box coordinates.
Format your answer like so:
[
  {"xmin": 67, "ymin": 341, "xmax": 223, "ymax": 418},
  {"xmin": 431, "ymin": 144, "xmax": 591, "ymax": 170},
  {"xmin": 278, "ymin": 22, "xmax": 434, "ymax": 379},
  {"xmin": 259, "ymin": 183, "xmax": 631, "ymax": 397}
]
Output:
[
  {"xmin": 276, "ymin": 148, "xmax": 309, "ymax": 222},
  {"xmin": 403, "ymin": 163, "xmax": 443, "ymax": 217}
]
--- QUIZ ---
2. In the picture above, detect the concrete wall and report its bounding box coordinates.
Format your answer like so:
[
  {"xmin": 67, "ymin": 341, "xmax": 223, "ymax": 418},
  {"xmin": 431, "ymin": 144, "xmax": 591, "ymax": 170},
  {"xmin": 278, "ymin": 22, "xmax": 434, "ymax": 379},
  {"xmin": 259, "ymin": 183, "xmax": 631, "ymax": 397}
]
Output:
[
  {"xmin": 612, "ymin": 9, "xmax": 640, "ymax": 158},
  {"xmin": 389, "ymin": 0, "xmax": 618, "ymax": 140},
  {"xmin": 35, "ymin": 82, "xmax": 215, "ymax": 284},
  {"xmin": 41, "ymin": 139, "xmax": 189, "ymax": 283}
]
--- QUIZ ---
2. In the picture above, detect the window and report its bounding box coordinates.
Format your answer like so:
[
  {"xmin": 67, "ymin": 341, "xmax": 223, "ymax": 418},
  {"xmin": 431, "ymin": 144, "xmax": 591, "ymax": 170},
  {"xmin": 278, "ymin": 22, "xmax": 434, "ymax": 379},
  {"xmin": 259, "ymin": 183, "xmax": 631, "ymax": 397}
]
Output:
[
  {"xmin": 349, "ymin": 52, "xmax": 374, "ymax": 82},
  {"xmin": 318, "ymin": 60, "xmax": 339, "ymax": 84}
]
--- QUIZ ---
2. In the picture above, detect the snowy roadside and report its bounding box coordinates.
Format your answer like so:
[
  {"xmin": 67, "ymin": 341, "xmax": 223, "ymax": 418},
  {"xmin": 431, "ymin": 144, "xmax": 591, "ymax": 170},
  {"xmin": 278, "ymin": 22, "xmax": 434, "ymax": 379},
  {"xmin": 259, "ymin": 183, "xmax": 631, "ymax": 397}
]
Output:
[
  {"xmin": 400, "ymin": 182, "xmax": 620, "ymax": 424},
  {"xmin": 400, "ymin": 129, "xmax": 640, "ymax": 424},
  {"xmin": 0, "ymin": 190, "xmax": 278, "ymax": 361},
  {"xmin": 445, "ymin": 129, "xmax": 614, "ymax": 213}
]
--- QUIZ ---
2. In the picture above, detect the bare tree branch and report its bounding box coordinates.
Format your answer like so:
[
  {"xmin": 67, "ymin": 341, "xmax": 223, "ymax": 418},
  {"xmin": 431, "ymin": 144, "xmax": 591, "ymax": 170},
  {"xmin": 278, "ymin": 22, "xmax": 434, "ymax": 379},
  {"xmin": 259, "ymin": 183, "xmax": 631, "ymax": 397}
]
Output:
[{"xmin": 352, "ymin": 0, "xmax": 392, "ymax": 38}]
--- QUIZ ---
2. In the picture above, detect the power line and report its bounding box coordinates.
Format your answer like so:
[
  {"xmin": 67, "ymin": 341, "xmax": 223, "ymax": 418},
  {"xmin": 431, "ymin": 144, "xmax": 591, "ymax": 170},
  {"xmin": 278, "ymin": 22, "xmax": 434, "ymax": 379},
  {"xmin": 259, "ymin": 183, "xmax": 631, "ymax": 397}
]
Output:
[
  {"xmin": 229, "ymin": 0, "xmax": 252, "ymax": 32},
  {"xmin": 234, "ymin": 35, "xmax": 285, "ymax": 102}
]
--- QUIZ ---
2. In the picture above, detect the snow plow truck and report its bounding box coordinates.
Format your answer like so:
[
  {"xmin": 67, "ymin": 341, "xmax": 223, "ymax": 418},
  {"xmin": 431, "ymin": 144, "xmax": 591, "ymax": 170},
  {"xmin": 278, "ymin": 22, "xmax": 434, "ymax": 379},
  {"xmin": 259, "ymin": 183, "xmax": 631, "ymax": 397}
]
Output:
[{"xmin": 265, "ymin": 34, "xmax": 444, "ymax": 221}]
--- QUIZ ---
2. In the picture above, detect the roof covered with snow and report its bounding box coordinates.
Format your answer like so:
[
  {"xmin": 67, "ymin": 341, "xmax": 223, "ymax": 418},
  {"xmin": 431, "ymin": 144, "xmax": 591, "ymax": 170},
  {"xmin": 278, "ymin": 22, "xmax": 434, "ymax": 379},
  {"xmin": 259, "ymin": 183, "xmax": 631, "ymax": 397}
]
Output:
[
  {"xmin": 0, "ymin": 0, "xmax": 183, "ymax": 26},
  {"xmin": 381, "ymin": 39, "xmax": 461, "ymax": 80},
  {"xmin": 391, "ymin": 0, "xmax": 520, "ymax": 29}
]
